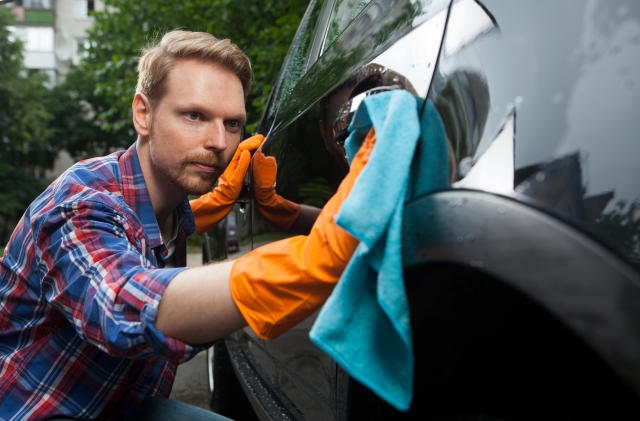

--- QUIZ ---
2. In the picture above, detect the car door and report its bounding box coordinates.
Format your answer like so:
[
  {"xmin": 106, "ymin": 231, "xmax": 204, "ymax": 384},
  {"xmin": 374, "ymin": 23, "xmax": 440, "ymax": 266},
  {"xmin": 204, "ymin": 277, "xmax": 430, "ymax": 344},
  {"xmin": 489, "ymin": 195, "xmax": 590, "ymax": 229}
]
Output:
[
  {"xmin": 249, "ymin": 0, "xmax": 451, "ymax": 419},
  {"xmin": 222, "ymin": 0, "xmax": 640, "ymax": 419},
  {"xmin": 221, "ymin": 1, "xmax": 332, "ymax": 419}
]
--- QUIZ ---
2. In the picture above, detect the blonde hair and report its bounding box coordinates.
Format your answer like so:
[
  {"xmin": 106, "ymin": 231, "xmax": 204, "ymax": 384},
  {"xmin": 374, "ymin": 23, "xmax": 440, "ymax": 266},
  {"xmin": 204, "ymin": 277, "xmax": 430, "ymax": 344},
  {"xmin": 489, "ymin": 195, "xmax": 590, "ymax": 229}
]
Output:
[{"xmin": 136, "ymin": 30, "xmax": 253, "ymax": 104}]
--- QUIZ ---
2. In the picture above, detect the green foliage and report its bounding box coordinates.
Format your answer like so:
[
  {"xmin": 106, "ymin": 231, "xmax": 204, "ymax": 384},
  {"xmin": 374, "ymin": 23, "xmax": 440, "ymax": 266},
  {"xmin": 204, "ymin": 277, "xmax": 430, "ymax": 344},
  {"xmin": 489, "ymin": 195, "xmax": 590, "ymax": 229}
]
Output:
[
  {"xmin": 298, "ymin": 177, "xmax": 333, "ymax": 208},
  {"xmin": 46, "ymin": 68, "xmax": 119, "ymax": 159},
  {"xmin": 186, "ymin": 233, "xmax": 203, "ymax": 255},
  {"xmin": 57, "ymin": 0, "xmax": 310, "ymax": 158},
  {"xmin": 0, "ymin": 162, "xmax": 47, "ymax": 243},
  {"xmin": 0, "ymin": 7, "xmax": 55, "ymax": 244},
  {"xmin": 0, "ymin": 8, "xmax": 54, "ymax": 168}
]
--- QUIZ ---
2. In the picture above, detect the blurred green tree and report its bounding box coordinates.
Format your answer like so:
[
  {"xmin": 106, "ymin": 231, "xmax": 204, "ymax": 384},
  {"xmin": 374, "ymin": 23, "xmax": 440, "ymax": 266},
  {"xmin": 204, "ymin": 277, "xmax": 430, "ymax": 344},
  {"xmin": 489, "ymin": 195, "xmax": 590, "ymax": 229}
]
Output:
[
  {"xmin": 46, "ymin": 67, "xmax": 116, "ymax": 159},
  {"xmin": 54, "ymin": 0, "xmax": 310, "ymax": 158},
  {"xmin": 0, "ymin": 7, "xmax": 55, "ymax": 243}
]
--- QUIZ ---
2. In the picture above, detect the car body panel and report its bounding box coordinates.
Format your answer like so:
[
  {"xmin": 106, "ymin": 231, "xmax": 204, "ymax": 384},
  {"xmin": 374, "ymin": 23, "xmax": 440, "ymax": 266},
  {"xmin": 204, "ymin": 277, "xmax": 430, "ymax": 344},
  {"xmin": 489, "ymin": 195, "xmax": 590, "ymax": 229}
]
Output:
[
  {"xmin": 438, "ymin": 0, "xmax": 640, "ymax": 266},
  {"xmin": 404, "ymin": 189, "xmax": 640, "ymax": 397},
  {"xmin": 246, "ymin": 1, "xmax": 452, "ymax": 418},
  {"xmin": 262, "ymin": 0, "xmax": 450, "ymax": 135},
  {"xmin": 205, "ymin": 0, "xmax": 640, "ymax": 419}
]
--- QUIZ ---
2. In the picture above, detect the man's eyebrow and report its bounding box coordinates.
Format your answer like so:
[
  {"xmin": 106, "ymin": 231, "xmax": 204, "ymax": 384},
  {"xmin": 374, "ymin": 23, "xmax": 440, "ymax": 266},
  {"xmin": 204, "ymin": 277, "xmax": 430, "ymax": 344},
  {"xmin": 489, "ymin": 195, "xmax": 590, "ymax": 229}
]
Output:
[
  {"xmin": 173, "ymin": 103, "xmax": 246, "ymax": 122},
  {"xmin": 229, "ymin": 114, "xmax": 247, "ymax": 125}
]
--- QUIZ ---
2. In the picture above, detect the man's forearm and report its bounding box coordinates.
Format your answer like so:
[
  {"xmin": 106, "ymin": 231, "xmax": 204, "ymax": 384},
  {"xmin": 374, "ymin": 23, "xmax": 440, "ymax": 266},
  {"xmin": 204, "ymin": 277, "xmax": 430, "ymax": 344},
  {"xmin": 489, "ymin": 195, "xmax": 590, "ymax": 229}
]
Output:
[
  {"xmin": 155, "ymin": 260, "xmax": 247, "ymax": 345},
  {"xmin": 156, "ymin": 204, "xmax": 319, "ymax": 345},
  {"xmin": 289, "ymin": 204, "xmax": 322, "ymax": 235}
]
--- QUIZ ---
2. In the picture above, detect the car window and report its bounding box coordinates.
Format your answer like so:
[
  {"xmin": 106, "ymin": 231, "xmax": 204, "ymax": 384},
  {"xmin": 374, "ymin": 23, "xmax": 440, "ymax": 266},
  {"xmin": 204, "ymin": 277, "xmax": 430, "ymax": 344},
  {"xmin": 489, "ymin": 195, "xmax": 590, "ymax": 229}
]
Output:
[
  {"xmin": 322, "ymin": 0, "xmax": 373, "ymax": 54},
  {"xmin": 266, "ymin": 0, "xmax": 326, "ymax": 125}
]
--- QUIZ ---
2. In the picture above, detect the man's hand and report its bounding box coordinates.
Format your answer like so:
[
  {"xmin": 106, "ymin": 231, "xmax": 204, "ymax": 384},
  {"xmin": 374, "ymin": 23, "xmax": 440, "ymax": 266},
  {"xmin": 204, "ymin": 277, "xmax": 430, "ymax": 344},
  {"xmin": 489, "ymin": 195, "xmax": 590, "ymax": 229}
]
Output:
[
  {"xmin": 251, "ymin": 140, "xmax": 301, "ymax": 231},
  {"xmin": 156, "ymin": 130, "xmax": 375, "ymax": 345},
  {"xmin": 190, "ymin": 134, "xmax": 263, "ymax": 235},
  {"xmin": 230, "ymin": 129, "xmax": 376, "ymax": 339}
]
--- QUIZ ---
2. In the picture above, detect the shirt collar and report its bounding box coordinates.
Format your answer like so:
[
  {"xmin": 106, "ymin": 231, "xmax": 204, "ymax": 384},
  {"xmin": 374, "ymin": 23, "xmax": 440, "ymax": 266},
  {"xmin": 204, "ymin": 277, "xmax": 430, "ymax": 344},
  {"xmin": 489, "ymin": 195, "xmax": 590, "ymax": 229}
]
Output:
[{"xmin": 117, "ymin": 142, "xmax": 195, "ymax": 250}]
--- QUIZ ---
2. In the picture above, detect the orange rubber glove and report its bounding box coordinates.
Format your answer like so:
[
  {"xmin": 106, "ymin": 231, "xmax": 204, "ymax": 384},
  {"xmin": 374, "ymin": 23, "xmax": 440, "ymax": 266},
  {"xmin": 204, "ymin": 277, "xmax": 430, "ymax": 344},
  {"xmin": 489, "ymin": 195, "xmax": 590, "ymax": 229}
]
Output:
[
  {"xmin": 230, "ymin": 129, "xmax": 376, "ymax": 340},
  {"xmin": 190, "ymin": 135, "xmax": 264, "ymax": 235},
  {"xmin": 252, "ymin": 141, "xmax": 301, "ymax": 231}
]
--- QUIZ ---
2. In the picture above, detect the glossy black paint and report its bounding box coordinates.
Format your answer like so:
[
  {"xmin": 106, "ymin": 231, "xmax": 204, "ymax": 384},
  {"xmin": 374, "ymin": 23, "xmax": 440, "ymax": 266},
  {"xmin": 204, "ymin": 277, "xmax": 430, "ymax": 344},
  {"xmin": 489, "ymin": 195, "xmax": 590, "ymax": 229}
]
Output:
[
  {"xmin": 242, "ymin": 1, "xmax": 453, "ymax": 419},
  {"xmin": 204, "ymin": 0, "xmax": 640, "ymax": 419},
  {"xmin": 262, "ymin": 0, "xmax": 449, "ymax": 134},
  {"xmin": 437, "ymin": 0, "xmax": 640, "ymax": 265},
  {"xmin": 402, "ymin": 262, "xmax": 640, "ymax": 420},
  {"xmin": 225, "ymin": 337, "xmax": 302, "ymax": 421},
  {"xmin": 403, "ymin": 189, "xmax": 640, "ymax": 397}
]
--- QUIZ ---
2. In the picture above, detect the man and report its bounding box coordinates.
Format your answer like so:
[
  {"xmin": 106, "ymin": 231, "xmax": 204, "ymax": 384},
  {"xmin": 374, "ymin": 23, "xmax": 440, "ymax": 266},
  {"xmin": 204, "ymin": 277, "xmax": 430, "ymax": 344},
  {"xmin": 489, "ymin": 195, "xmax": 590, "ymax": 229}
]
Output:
[{"xmin": 0, "ymin": 30, "xmax": 374, "ymax": 420}]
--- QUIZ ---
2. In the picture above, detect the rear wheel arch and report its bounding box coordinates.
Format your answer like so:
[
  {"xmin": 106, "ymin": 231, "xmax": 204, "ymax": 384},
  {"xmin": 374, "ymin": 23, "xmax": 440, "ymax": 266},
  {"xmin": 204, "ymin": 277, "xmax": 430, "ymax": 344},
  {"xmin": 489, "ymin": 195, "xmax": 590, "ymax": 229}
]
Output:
[
  {"xmin": 342, "ymin": 261, "xmax": 640, "ymax": 420},
  {"xmin": 404, "ymin": 190, "xmax": 640, "ymax": 392}
]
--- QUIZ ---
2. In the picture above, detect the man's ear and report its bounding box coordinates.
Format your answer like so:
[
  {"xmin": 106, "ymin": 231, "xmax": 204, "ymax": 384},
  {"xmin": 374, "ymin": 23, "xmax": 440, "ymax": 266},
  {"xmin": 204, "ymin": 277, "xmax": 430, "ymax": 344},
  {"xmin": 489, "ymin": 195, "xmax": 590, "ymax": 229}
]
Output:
[{"xmin": 132, "ymin": 93, "xmax": 152, "ymax": 137}]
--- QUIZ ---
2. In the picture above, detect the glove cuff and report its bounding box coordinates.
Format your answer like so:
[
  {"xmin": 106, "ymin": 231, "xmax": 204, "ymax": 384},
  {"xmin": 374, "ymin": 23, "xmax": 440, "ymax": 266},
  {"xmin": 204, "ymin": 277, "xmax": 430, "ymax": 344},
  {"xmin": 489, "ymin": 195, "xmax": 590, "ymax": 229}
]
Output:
[
  {"xmin": 190, "ymin": 193, "xmax": 235, "ymax": 235},
  {"xmin": 256, "ymin": 199, "xmax": 301, "ymax": 232}
]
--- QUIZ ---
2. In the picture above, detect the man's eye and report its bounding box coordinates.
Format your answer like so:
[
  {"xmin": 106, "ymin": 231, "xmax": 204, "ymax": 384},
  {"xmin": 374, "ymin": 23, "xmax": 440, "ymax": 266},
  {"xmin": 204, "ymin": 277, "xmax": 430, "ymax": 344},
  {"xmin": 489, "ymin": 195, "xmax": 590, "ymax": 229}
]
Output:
[
  {"xmin": 186, "ymin": 112, "xmax": 200, "ymax": 120},
  {"xmin": 226, "ymin": 120, "xmax": 242, "ymax": 130}
]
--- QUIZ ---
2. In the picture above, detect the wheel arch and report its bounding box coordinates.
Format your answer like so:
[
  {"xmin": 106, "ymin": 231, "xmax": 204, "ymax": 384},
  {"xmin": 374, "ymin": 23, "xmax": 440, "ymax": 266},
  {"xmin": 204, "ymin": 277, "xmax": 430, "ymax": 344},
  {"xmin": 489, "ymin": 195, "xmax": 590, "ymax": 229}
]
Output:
[{"xmin": 403, "ymin": 189, "xmax": 640, "ymax": 399}]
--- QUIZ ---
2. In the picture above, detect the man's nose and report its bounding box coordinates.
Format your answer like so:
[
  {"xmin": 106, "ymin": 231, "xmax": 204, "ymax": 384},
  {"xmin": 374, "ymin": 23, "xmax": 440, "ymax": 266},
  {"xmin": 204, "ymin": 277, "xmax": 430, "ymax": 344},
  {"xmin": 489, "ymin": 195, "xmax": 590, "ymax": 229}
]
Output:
[{"xmin": 204, "ymin": 121, "xmax": 227, "ymax": 151}]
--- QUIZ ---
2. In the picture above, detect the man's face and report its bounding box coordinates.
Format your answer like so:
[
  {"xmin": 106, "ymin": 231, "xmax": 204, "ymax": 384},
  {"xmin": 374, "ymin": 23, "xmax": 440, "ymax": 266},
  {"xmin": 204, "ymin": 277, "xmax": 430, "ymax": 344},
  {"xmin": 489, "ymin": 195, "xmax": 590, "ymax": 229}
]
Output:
[{"xmin": 147, "ymin": 59, "xmax": 246, "ymax": 196}]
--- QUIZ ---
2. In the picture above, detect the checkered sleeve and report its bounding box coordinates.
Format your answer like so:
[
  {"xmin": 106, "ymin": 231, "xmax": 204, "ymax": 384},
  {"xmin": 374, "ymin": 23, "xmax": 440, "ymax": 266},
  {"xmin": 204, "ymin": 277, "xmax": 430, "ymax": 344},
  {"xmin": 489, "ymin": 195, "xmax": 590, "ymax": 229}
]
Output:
[{"xmin": 35, "ymin": 198, "xmax": 203, "ymax": 365}]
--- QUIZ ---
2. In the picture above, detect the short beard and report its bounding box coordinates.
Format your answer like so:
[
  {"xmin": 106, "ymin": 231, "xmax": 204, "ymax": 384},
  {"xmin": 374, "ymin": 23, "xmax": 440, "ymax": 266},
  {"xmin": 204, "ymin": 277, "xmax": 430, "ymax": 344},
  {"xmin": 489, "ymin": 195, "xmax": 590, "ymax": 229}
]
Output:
[{"xmin": 149, "ymin": 138, "xmax": 227, "ymax": 196}]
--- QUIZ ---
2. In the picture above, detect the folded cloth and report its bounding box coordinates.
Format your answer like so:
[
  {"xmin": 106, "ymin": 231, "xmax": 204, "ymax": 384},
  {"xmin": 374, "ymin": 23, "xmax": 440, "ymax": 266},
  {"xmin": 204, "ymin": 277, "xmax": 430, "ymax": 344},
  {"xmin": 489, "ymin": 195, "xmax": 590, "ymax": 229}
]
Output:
[{"xmin": 309, "ymin": 90, "xmax": 449, "ymax": 412}]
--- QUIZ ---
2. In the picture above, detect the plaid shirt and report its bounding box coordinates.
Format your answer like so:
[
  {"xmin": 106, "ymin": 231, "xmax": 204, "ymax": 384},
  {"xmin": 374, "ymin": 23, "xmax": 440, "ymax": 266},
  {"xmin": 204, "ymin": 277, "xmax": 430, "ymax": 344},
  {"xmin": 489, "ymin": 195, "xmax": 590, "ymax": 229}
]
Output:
[{"xmin": 0, "ymin": 143, "xmax": 205, "ymax": 420}]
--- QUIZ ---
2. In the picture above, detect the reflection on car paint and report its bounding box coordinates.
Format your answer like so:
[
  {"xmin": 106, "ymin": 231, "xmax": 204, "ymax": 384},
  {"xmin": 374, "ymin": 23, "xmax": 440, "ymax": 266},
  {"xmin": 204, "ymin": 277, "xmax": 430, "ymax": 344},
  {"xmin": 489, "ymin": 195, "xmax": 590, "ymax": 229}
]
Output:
[
  {"xmin": 330, "ymin": 65, "xmax": 408, "ymax": 147},
  {"xmin": 444, "ymin": 0, "xmax": 497, "ymax": 57},
  {"xmin": 453, "ymin": 110, "xmax": 515, "ymax": 194},
  {"xmin": 268, "ymin": 0, "xmax": 326, "ymax": 124},
  {"xmin": 516, "ymin": 152, "xmax": 616, "ymax": 228},
  {"xmin": 430, "ymin": 0, "xmax": 640, "ymax": 264},
  {"xmin": 370, "ymin": 8, "xmax": 447, "ymax": 98},
  {"xmin": 432, "ymin": 69, "xmax": 491, "ymax": 175},
  {"xmin": 272, "ymin": 0, "xmax": 451, "ymax": 133},
  {"xmin": 267, "ymin": 327, "xmax": 335, "ymax": 420},
  {"xmin": 214, "ymin": 0, "xmax": 640, "ymax": 419},
  {"xmin": 322, "ymin": 0, "xmax": 374, "ymax": 54},
  {"xmin": 225, "ymin": 336, "xmax": 303, "ymax": 421},
  {"xmin": 246, "ymin": 3, "xmax": 459, "ymax": 419}
]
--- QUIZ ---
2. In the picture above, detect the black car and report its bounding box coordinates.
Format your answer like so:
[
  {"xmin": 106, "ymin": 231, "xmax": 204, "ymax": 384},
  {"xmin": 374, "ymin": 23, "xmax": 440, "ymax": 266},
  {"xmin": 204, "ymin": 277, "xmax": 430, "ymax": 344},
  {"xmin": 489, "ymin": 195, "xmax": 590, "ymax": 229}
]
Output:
[{"xmin": 202, "ymin": 0, "xmax": 640, "ymax": 419}]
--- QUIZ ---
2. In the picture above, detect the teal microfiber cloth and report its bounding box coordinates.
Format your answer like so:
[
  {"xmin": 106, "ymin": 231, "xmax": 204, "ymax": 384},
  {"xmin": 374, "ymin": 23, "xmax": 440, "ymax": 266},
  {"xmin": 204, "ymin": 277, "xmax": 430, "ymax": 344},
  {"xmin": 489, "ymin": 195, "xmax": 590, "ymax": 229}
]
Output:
[{"xmin": 309, "ymin": 90, "xmax": 449, "ymax": 411}]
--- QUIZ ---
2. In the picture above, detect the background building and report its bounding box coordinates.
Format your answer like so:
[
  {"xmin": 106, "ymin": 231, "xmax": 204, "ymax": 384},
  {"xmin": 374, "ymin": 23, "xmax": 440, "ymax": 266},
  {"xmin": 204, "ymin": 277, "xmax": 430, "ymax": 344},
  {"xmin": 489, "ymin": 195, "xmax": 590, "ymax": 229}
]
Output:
[
  {"xmin": 7, "ymin": 0, "xmax": 105, "ymax": 177},
  {"xmin": 9, "ymin": 0, "xmax": 104, "ymax": 84}
]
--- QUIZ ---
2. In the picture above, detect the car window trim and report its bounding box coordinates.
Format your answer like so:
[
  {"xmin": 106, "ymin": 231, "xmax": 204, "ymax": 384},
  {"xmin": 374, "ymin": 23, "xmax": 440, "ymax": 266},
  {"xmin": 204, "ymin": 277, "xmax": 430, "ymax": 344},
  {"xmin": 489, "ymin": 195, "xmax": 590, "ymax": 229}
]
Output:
[
  {"xmin": 258, "ymin": 0, "xmax": 332, "ymax": 135},
  {"xmin": 305, "ymin": 0, "xmax": 337, "ymax": 72}
]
